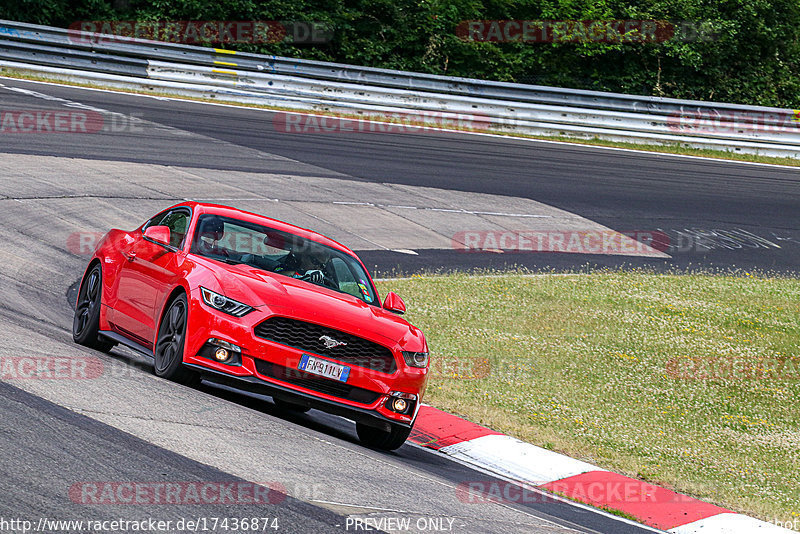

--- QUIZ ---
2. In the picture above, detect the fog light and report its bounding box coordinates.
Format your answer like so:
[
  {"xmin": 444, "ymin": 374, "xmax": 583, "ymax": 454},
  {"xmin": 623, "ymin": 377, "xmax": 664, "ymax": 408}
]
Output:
[
  {"xmin": 386, "ymin": 391, "xmax": 417, "ymax": 414},
  {"xmin": 392, "ymin": 398, "xmax": 408, "ymax": 413},
  {"xmin": 209, "ymin": 338, "xmax": 242, "ymax": 353},
  {"xmin": 214, "ymin": 348, "xmax": 230, "ymax": 362}
]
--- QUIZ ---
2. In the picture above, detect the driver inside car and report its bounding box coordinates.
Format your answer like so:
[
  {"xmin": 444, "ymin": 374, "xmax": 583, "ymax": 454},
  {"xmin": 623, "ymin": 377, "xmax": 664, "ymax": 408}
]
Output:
[
  {"xmin": 192, "ymin": 216, "xmax": 228, "ymax": 258},
  {"xmin": 275, "ymin": 244, "xmax": 331, "ymax": 285}
]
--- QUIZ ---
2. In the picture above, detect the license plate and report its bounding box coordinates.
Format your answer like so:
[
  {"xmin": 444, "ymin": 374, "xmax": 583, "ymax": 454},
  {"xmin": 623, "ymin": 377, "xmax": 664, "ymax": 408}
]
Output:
[{"xmin": 298, "ymin": 354, "xmax": 350, "ymax": 383}]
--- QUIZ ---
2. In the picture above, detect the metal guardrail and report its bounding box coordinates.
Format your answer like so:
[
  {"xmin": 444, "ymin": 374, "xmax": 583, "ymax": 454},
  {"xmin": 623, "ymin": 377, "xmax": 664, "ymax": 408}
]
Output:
[
  {"xmin": 0, "ymin": 39, "xmax": 148, "ymax": 76},
  {"xmin": 1, "ymin": 18, "xmax": 799, "ymax": 158}
]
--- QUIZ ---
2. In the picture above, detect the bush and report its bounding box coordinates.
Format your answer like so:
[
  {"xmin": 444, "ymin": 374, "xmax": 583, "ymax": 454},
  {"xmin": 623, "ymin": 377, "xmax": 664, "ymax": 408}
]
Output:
[{"xmin": 2, "ymin": 0, "xmax": 799, "ymax": 107}]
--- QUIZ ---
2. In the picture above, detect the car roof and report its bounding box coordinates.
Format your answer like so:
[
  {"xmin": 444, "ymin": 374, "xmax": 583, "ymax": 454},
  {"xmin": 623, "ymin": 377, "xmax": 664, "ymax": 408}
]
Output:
[{"xmin": 174, "ymin": 201, "xmax": 357, "ymax": 257}]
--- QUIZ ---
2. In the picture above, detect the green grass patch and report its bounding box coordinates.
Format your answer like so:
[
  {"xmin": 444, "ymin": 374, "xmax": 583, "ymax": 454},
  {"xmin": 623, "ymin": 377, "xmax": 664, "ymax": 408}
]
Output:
[{"xmin": 377, "ymin": 271, "xmax": 800, "ymax": 523}]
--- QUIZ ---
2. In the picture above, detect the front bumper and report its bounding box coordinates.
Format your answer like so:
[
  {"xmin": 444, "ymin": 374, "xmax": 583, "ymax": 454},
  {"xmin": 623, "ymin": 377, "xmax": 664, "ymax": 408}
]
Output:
[
  {"xmin": 183, "ymin": 289, "xmax": 428, "ymax": 429},
  {"xmin": 187, "ymin": 364, "xmax": 411, "ymax": 431}
]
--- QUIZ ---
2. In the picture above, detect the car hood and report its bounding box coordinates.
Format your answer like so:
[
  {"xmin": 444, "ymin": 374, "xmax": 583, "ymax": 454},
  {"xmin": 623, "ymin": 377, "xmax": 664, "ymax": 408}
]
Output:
[{"xmin": 198, "ymin": 260, "xmax": 426, "ymax": 351}]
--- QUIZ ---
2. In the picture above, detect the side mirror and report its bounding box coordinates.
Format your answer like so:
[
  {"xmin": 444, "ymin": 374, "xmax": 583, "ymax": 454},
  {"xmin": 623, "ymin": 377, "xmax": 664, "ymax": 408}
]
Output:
[
  {"xmin": 144, "ymin": 225, "xmax": 171, "ymax": 246},
  {"xmin": 383, "ymin": 292, "xmax": 406, "ymax": 315}
]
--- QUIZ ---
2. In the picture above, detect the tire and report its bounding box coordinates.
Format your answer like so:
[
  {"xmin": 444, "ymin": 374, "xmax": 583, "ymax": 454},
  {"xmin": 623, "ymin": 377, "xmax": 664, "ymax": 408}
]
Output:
[
  {"xmin": 273, "ymin": 398, "xmax": 311, "ymax": 414},
  {"xmin": 356, "ymin": 422, "xmax": 412, "ymax": 451},
  {"xmin": 154, "ymin": 294, "xmax": 199, "ymax": 386},
  {"xmin": 73, "ymin": 264, "xmax": 116, "ymax": 352}
]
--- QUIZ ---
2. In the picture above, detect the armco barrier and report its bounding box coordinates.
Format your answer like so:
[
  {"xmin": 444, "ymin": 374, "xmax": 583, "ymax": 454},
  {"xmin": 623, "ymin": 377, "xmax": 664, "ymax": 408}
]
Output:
[{"xmin": 1, "ymin": 19, "xmax": 800, "ymax": 157}]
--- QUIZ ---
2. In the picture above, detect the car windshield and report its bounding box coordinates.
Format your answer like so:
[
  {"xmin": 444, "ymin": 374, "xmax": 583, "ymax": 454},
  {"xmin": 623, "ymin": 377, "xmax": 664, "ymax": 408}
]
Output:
[{"xmin": 190, "ymin": 214, "xmax": 379, "ymax": 305}]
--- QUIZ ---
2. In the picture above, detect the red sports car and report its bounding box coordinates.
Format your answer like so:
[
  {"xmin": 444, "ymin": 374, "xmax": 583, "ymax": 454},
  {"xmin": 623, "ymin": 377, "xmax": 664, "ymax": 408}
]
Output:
[{"xmin": 72, "ymin": 202, "xmax": 429, "ymax": 450}]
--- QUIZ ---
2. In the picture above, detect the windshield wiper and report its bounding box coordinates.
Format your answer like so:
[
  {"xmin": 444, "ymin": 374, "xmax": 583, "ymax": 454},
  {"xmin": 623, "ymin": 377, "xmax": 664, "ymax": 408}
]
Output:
[{"xmin": 214, "ymin": 257, "xmax": 245, "ymax": 265}]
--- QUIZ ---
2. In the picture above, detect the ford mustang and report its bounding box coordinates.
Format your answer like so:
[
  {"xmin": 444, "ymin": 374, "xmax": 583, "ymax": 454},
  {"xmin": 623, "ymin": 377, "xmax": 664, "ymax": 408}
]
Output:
[{"xmin": 72, "ymin": 202, "xmax": 429, "ymax": 450}]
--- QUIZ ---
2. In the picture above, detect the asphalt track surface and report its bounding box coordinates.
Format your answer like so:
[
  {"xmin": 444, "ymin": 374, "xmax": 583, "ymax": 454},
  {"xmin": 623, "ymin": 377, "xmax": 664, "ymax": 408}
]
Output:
[
  {"xmin": 2, "ymin": 77, "xmax": 799, "ymax": 274},
  {"xmin": 0, "ymin": 76, "xmax": 797, "ymax": 534}
]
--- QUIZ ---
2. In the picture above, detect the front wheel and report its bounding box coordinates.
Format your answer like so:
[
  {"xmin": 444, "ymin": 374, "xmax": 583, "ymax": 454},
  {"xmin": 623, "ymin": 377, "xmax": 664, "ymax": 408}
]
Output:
[
  {"xmin": 154, "ymin": 294, "xmax": 199, "ymax": 386},
  {"xmin": 72, "ymin": 264, "xmax": 115, "ymax": 352},
  {"xmin": 356, "ymin": 422, "xmax": 411, "ymax": 451}
]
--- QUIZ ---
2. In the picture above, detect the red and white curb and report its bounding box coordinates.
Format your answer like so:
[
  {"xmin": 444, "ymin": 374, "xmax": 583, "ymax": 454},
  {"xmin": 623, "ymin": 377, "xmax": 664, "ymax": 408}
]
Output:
[{"xmin": 409, "ymin": 406, "xmax": 790, "ymax": 533}]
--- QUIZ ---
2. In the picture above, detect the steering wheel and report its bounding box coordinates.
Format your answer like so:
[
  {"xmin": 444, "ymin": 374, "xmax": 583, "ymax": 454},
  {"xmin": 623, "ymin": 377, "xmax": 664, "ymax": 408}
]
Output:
[
  {"xmin": 198, "ymin": 238, "xmax": 229, "ymax": 259},
  {"xmin": 300, "ymin": 269, "xmax": 338, "ymax": 290}
]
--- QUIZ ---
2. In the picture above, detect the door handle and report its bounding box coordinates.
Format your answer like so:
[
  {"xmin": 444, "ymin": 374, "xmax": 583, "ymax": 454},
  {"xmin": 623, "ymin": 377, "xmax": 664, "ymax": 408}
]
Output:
[{"xmin": 124, "ymin": 251, "xmax": 137, "ymax": 262}]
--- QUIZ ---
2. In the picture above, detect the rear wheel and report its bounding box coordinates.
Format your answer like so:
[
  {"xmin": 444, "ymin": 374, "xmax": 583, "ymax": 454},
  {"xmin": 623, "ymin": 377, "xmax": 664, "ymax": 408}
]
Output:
[
  {"xmin": 273, "ymin": 398, "xmax": 311, "ymax": 414},
  {"xmin": 72, "ymin": 264, "xmax": 115, "ymax": 352},
  {"xmin": 356, "ymin": 422, "xmax": 411, "ymax": 451},
  {"xmin": 154, "ymin": 294, "xmax": 199, "ymax": 386}
]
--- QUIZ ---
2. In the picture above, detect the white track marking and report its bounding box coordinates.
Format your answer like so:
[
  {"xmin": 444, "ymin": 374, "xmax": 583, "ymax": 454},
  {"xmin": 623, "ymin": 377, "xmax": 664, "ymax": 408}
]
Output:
[
  {"xmin": 3, "ymin": 77, "xmax": 800, "ymax": 170},
  {"xmin": 669, "ymin": 513, "xmax": 793, "ymax": 533},
  {"xmin": 440, "ymin": 434, "xmax": 604, "ymax": 484}
]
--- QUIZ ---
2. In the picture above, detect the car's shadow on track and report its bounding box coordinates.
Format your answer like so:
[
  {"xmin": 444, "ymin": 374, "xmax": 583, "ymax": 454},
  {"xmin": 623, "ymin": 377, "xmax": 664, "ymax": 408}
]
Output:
[
  {"xmin": 198, "ymin": 380, "xmax": 364, "ymax": 446},
  {"xmin": 69, "ymin": 278, "xmax": 384, "ymax": 453},
  {"xmin": 104, "ymin": 341, "xmax": 369, "ymax": 449}
]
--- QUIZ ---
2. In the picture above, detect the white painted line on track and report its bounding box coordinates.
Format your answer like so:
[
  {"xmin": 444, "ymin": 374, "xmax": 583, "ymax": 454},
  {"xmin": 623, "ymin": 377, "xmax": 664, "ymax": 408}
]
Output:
[
  {"xmin": 669, "ymin": 513, "xmax": 792, "ymax": 533},
  {"xmin": 404, "ymin": 440, "xmax": 666, "ymax": 534},
  {"xmin": 3, "ymin": 76, "xmax": 800, "ymax": 171},
  {"xmin": 440, "ymin": 434, "xmax": 605, "ymax": 485}
]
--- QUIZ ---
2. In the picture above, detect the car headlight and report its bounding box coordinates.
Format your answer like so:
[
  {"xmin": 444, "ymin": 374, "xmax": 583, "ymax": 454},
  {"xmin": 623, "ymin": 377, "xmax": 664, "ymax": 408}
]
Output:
[
  {"xmin": 402, "ymin": 351, "xmax": 429, "ymax": 368},
  {"xmin": 200, "ymin": 287, "xmax": 254, "ymax": 317}
]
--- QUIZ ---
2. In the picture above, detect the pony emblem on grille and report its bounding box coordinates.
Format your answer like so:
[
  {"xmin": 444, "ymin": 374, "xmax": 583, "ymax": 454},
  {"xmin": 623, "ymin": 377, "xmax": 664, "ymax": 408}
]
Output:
[{"xmin": 319, "ymin": 335, "xmax": 347, "ymax": 349}]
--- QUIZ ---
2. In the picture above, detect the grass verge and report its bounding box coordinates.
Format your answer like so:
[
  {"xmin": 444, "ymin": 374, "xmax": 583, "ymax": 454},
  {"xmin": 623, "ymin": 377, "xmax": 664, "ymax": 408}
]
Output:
[
  {"xmin": 2, "ymin": 67, "xmax": 800, "ymax": 168},
  {"xmin": 376, "ymin": 271, "xmax": 800, "ymax": 524}
]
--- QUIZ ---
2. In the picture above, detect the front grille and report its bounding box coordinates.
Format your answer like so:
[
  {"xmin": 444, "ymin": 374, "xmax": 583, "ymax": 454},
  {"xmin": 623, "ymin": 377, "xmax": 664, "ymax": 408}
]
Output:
[
  {"xmin": 254, "ymin": 360, "xmax": 381, "ymax": 405},
  {"xmin": 254, "ymin": 316, "xmax": 397, "ymax": 374}
]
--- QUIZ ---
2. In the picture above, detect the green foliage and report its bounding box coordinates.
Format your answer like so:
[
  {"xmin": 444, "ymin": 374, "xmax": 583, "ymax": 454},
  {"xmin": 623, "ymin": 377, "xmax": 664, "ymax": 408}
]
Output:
[{"xmin": 2, "ymin": 0, "xmax": 799, "ymax": 106}]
